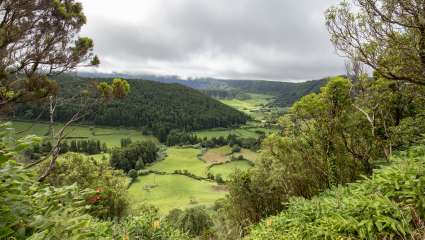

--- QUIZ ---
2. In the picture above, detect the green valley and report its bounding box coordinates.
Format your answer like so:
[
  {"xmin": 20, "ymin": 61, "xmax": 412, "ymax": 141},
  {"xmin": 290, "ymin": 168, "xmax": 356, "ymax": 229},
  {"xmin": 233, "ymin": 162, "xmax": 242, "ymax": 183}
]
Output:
[{"xmin": 2, "ymin": 0, "xmax": 425, "ymax": 240}]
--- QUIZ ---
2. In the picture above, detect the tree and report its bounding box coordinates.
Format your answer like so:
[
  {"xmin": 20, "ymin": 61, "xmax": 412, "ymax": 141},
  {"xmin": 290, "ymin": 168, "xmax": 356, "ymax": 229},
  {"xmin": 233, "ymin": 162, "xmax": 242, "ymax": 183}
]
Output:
[
  {"xmin": 326, "ymin": 0, "xmax": 425, "ymax": 86},
  {"xmin": 0, "ymin": 0, "xmax": 99, "ymax": 108},
  {"xmin": 1, "ymin": 0, "xmax": 131, "ymax": 181},
  {"xmin": 166, "ymin": 206, "xmax": 213, "ymax": 237},
  {"xmin": 110, "ymin": 141, "xmax": 158, "ymax": 172},
  {"xmin": 232, "ymin": 145, "xmax": 241, "ymax": 153},
  {"xmin": 128, "ymin": 169, "xmax": 138, "ymax": 180},
  {"xmin": 41, "ymin": 153, "xmax": 129, "ymax": 219}
]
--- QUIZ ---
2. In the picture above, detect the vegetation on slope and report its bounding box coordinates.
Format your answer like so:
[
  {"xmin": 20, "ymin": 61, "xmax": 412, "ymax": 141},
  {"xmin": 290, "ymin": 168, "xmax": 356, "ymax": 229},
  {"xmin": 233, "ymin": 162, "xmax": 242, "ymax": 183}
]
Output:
[
  {"xmin": 247, "ymin": 144, "xmax": 425, "ymax": 240},
  {"xmin": 14, "ymin": 75, "xmax": 250, "ymax": 142},
  {"xmin": 225, "ymin": 79, "xmax": 327, "ymax": 107}
]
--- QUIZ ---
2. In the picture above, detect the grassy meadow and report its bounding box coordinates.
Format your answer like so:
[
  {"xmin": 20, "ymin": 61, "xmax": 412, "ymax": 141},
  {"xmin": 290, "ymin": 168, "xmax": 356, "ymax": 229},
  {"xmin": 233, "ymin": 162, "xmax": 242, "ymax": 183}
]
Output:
[
  {"xmin": 128, "ymin": 174, "xmax": 226, "ymax": 213},
  {"xmin": 208, "ymin": 160, "xmax": 253, "ymax": 180},
  {"xmin": 148, "ymin": 147, "xmax": 207, "ymax": 177},
  {"xmin": 195, "ymin": 126, "xmax": 276, "ymax": 139},
  {"xmin": 9, "ymin": 121, "xmax": 157, "ymax": 147},
  {"xmin": 201, "ymin": 145, "xmax": 232, "ymax": 163},
  {"xmin": 219, "ymin": 93, "xmax": 274, "ymax": 121},
  {"xmin": 130, "ymin": 145, "xmax": 257, "ymax": 213}
]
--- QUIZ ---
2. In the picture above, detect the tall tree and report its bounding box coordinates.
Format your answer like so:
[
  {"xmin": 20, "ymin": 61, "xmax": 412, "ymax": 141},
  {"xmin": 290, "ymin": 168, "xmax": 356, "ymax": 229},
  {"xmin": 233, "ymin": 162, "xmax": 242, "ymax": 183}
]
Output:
[
  {"xmin": 326, "ymin": 0, "xmax": 425, "ymax": 85},
  {"xmin": 0, "ymin": 0, "xmax": 99, "ymax": 109}
]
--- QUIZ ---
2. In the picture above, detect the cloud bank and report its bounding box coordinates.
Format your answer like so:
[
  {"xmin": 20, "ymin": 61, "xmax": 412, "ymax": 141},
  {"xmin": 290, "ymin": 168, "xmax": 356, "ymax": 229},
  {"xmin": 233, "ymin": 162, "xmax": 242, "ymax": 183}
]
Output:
[{"xmin": 79, "ymin": 0, "xmax": 345, "ymax": 81}]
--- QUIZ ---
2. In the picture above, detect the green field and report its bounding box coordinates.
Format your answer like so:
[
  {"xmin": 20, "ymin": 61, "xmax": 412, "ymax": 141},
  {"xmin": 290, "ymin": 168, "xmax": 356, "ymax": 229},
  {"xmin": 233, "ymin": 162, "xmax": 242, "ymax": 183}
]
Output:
[
  {"xmin": 208, "ymin": 160, "xmax": 253, "ymax": 180},
  {"xmin": 202, "ymin": 145, "xmax": 232, "ymax": 163},
  {"xmin": 9, "ymin": 120, "xmax": 260, "ymax": 214},
  {"xmin": 9, "ymin": 121, "xmax": 157, "ymax": 147},
  {"xmin": 148, "ymin": 147, "xmax": 207, "ymax": 177},
  {"xmin": 130, "ymin": 146, "xmax": 257, "ymax": 213},
  {"xmin": 219, "ymin": 94, "xmax": 274, "ymax": 121},
  {"xmin": 128, "ymin": 174, "xmax": 226, "ymax": 213},
  {"xmin": 195, "ymin": 126, "xmax": 275, "ymax": 139}
]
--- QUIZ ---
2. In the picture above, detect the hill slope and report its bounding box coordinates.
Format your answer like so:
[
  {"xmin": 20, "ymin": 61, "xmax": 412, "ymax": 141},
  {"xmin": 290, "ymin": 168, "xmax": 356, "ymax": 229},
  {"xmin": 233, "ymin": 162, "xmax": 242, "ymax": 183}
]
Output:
[
  {"xmin": 78, "ymin": 72, "xmax": 329, "ymax": 107},
  {"xmin": 247, "ymin": 145, "xmax": 425, "ymax": 240},
  {"xmin": 224, "ymin": 79, "xmax": 327, "ymax": 107},
  {"xmin": 13, "ymin": 75, "xmax": 249, "ymax": 141}
]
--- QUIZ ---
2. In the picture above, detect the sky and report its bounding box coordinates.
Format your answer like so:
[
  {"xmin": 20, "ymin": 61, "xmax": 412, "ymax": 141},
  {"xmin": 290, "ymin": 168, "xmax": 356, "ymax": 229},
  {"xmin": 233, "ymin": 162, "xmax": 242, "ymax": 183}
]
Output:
[{"xmin": 79, "ymin": 0, "xmax": 346, "ymax": 81}]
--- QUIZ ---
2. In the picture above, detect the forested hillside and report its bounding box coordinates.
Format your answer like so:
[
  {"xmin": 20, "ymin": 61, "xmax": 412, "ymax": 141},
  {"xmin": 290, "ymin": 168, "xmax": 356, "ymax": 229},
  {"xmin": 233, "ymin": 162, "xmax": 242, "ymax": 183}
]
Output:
[
  {"xmin": 224, "ymin": 79, "xmax": 327, "ymax": 106},
  {"xmin": 13, "ymin": 75, "xmax": 249, "ymax": 141},
  {"xmin": 78, "ymin": 72, "xmax": 328, "ymax": 107}
]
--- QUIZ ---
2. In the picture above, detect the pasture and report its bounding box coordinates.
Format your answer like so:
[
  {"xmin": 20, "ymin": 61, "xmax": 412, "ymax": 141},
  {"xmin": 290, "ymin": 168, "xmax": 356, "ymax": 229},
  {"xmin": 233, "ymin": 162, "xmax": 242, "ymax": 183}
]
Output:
[
  {"xmin": 131, "ymin": 145, "xmax": 257, "ymax": 213},
  {"xmin": 9, "ymin": 121, "xmax": 157, "ymax": 147},
  {"xmin": 148, "ymin": 147, "xmax": 207, "ymax": 177},
  {"xmin": 195, "ymin": 126, "xmax": 275, "ymax": 139},
  {"xmin": 128, "ymin": 174, "xmax": 226, "ymax": 213},
  {"xmin": 201, "ymin": 145, "xmax": 232, "ymax": 163},
  {"xmin": 219, "ymin": 93, "xmax": 274, "ymax": 121},
  {"xmin": 208, "ymin": 160, "xmax": 253, "ymax": 180}
]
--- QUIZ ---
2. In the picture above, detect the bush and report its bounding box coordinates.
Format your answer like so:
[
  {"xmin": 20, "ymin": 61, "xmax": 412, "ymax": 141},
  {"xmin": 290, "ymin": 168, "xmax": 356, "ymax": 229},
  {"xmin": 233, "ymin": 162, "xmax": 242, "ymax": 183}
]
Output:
[
  {"xmin": 247, "ymin": 145, "xmax": 425, "ymax": 240},
  {"xmin": 215, "ymin": 174, "xmax": 224, "ymax": 184},
  {"xmin": 232, "ymin": 145, "xmax": 241, "ymax": 153},
  {"xmin": 128, "ymin": 169, "xmax": 138, "ymax": 179},
  {"xmin": 41, "ymin": 153, "xmax": 129, "ymax": 219},
  {"xmin": 139, "ymin": 169, "xmax": 151, "ymax": 176},
  {"xmin": 135, "ymin": 159, "xmax": 145, "ymax": 170},
  {"xmin": 165, "ymin": 206, "xmax": 213, "ymax": 237}
]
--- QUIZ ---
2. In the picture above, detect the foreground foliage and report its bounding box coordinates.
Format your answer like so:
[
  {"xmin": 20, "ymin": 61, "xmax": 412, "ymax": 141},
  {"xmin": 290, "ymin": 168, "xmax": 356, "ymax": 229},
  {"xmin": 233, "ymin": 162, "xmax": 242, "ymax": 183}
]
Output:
[
  {"xmin": 0, "ymin": 123, "xmax": 190, "ymax": 239},
  {"xmin": 247, "ymin": 144, "xmax": 425, "ymax": 240}
]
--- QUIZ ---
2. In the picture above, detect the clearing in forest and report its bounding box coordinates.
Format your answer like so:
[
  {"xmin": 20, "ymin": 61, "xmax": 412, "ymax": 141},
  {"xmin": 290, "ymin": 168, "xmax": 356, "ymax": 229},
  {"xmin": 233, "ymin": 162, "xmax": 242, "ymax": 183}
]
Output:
[
  {"xmin": 128, "ymin": 174, "xmax": 226, "ymax": 213},
  {"xmin": 148, "ymin": 147, "xmax": 208, "ymax": 177}
]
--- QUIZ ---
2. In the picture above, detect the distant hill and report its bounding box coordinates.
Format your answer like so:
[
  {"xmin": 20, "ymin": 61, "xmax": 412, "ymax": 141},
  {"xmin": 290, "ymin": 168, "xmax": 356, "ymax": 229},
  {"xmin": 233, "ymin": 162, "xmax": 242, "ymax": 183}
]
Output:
[
  {"xmin": 13, "ymin": 75, "xmax": 249, "ymax": 141},
  {"xmin": 77, "ymin": 72, "xmax": 328, "ymax": 107},
  {"xmin": 224, "ymin": 79, "xmax": 328, "ymax": 107}
]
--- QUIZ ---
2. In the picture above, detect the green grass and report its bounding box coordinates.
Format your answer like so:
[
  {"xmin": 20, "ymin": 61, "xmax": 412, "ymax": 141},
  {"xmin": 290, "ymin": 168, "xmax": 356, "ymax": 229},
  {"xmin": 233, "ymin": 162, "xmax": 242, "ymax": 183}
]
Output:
[
  {"xmin": 202, "ymin": 146, "xmax": 233, "ymax": 163},
  {"xmin": 219, "ymin": 94, "xmax": 275, "ymax": 121},
  {"xmin": 148, "ymin": 147, "xmax": 208, "ymax": 177},
  {"xmin": 208, "ymin": 145, "xmax": 232, "ymax": 155},
  {"xmin": 9, "ymin": 121, "xmax": 157, "ymax": 147},
  {"xmin": 195, "ymin": 126, "xmax": 276, "ymax": 139},
  {"xmin": 236, "ymin": 149, "xmax": 258, "ymax": 162},
  {"xmin": 208, "ymin": 160, "xmax": 253, "ymax": 180},
  {"xmin": 128, "ymin": 174, "xmax": 226, "ymax": 213}
]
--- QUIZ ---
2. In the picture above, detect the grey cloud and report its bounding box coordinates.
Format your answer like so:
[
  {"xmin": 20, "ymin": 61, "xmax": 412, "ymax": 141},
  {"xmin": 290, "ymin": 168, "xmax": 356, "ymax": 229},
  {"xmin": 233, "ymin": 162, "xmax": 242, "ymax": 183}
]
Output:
[{"xmin": 80, "ymin": 0, "xmax": 345, "ymax": 81}]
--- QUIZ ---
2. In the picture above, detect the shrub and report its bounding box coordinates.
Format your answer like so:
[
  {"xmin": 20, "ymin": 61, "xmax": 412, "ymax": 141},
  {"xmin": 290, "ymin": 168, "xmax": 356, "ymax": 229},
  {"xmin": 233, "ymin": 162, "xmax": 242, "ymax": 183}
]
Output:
[
  {"xmin": 247, "ymin": 145, "xmax": 425, "ymax": 240},
  {"xmin": 128, "ymin": 169, "xmax": 138, "ymax": 179},
  {"xmin": 232, "ymin": 145, "xmax": 241, "ymax": 153},
  {"xmin": 165, "ymin": 206, "xmax": 213, "ymax": 237},
  {"xmin": 40, "ymin": 153, "xmax": 129, "ymax": 219},
  {"xmin": 215, "ymin": 174, "xmax": 225, "ymax": 184}
]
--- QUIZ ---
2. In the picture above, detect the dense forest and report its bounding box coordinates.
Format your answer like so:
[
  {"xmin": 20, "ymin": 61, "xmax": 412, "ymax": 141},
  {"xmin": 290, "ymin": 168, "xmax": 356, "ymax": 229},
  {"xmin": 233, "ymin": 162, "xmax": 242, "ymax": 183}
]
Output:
[
  {"xmin": 79, "ymin": 72, "xmax": 328, "ymax": 107},
  {"xmin": 225, "ymin": 79, "xmax": 328, "ymax": 106},
  {"xmin": 13, "ymin": 75, "xmax": 249, "ymax": 141}
]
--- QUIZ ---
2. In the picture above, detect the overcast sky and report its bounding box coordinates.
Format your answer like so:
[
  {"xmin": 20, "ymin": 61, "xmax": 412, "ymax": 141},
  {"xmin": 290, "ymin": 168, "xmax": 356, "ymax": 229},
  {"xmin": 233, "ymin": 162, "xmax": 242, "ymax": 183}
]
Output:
[{"xmin": 79, "ymin": 0, "xmax": 345, "ymax": 81}]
